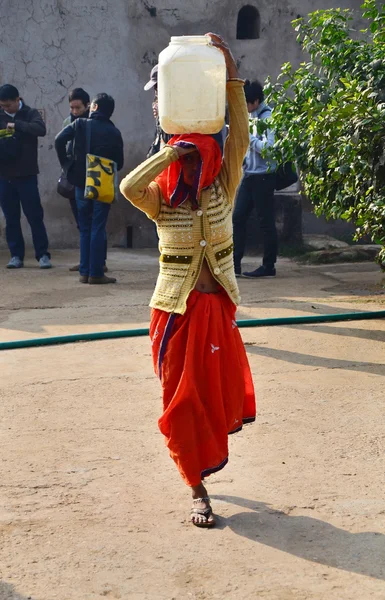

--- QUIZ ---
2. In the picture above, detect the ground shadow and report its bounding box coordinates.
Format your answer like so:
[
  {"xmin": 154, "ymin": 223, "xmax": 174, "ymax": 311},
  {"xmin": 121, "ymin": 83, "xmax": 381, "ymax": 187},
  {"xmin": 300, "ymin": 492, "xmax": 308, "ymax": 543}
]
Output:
[
  {"xmin": 246, "ymin": 345, "xmax": 385, "ymax": 377},
  {"xmin": 212, "ymin": 495, "xmax": 385, "ymax": 580},
  {"xmin": 0, "ymin": 581, "xmax": 34, "ymax": 599},
  {"xmin": 238, "ymin": 298, "xmax": 357, "ymax": 316},
  {"xmin": 239, "ymin": 296, "xmax": 385, "ymax": 314},
  {"xmin": 291, "ymin": 323, "xmax": 385, "ymax": 344}
]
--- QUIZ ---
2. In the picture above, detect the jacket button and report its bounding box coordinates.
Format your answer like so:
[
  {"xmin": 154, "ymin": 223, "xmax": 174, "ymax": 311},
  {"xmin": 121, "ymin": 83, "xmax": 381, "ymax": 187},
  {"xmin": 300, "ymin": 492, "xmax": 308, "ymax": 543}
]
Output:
[
  {"xmin": 200, "ymin": 240, "xmax": 207, "ymax": 247},
  {"xmin": 196, "ymin": 210, "xmax": 203, "ymax": 217},
  {"xmin": 214, "ymin": 267, "xmax": 221, "ymax": 275}
]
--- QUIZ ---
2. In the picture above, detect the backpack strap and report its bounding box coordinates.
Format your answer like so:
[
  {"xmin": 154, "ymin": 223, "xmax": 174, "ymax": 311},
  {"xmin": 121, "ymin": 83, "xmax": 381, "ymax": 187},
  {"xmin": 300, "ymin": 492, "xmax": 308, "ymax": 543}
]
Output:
[
  {"xmin": 86, "ymin": 119, "xmax": 92, "ymax": 154},
  {"xmin": 71, "ymin": 118, "xmax": 78, "ymax": 160},
  {"xmin": 257, "ymin": 107, "xmax": 271, "ymax": 119}
]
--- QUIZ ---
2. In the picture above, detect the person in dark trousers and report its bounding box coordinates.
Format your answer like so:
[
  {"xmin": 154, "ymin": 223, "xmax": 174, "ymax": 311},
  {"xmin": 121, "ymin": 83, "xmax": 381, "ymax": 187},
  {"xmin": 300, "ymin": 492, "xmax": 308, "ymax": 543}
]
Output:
[
  {"xmin": 62, "ymin": 88, "xmax": 89, "ymax": 264},
  {"xmin": 60, "ymin": 88, "xmax": 109, "ymax": 273},
  {"xmin": 233, "ymin": 79, "xmax": 277, "ymax": 278},
  {"xmin": 55, "ymin": 93, "xmax": 124, "ymax": 284},
  {"xmin": 0, "ymin": 84, "xmax": 51, "ymax": 269}
]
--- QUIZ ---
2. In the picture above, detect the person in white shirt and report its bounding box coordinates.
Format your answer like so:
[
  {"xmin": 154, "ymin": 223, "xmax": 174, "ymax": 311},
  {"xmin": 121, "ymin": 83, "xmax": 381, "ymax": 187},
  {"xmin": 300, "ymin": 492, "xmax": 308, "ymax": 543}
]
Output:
[{"xmin": 233, "ymin": 79, "xmax": 277, "ymax": 278}]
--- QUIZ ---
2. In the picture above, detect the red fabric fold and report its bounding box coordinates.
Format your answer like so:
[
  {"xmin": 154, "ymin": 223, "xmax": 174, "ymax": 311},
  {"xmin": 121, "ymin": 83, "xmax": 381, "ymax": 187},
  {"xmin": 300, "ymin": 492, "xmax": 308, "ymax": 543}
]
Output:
[
  {"xmin": 155, "ymin": 134, "xmax": 222, "ymax": 208},
  {"xmin": 150, "ymin": 289, "xmax": 256, "ymax": 487}
]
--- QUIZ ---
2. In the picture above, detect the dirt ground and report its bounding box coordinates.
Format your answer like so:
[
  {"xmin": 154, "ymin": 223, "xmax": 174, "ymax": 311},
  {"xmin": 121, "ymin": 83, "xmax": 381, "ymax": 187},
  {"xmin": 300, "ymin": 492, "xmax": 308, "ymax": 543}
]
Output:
[{"xmin": 1, "ymin": 248, "xmax": 385, "ymax": 600}]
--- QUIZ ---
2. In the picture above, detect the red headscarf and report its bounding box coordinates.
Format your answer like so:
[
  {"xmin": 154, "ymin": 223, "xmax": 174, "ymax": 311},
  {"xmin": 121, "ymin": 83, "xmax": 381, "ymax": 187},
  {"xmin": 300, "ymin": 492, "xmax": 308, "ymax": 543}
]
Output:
[{"xmin": 155, "ymin": 134, "xmax": 222, "ymax": 209}]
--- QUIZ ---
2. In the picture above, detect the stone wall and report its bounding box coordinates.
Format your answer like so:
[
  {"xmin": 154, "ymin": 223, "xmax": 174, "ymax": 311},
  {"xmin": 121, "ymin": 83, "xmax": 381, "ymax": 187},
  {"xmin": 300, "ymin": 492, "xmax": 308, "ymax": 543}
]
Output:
[{"xmin": 0, "ymin": 0, "xmax": 364, "ymax": 250}]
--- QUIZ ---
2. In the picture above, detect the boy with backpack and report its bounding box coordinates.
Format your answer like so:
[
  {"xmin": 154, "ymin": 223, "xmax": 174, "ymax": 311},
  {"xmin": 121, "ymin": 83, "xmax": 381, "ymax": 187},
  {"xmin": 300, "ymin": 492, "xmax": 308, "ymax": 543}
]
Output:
[{"xmin": 55, "ymin": 93, "xmax": 124, "ymax": 284}]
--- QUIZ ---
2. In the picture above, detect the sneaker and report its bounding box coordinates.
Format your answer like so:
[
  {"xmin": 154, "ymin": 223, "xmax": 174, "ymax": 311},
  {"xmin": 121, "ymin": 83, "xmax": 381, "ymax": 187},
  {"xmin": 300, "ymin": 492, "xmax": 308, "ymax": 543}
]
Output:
[
  {"xmin": 243, "ymin": 265, "xmax": 276, "ymax": 278},
  {"xmin": 79, "ymin": 275, "xmax": 89, "ymax": 283},
  {"xmin": 6, "ymin": 256, "xmax": 23, "ymax": 269},
  {"xmin": 39, "ymin": 255, "xmax": 52, "ymax": 269},
  {"xmin": 88, "ymin": 275, "xmax": 116, "ymax": 284}
]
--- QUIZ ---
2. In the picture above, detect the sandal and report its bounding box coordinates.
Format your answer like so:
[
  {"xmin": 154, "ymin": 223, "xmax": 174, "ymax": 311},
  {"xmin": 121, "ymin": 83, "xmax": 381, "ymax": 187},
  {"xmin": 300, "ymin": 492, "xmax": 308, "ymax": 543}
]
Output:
[{"xmin": 190, "ymin": 496, "xmax": 216, "ymax": 528}]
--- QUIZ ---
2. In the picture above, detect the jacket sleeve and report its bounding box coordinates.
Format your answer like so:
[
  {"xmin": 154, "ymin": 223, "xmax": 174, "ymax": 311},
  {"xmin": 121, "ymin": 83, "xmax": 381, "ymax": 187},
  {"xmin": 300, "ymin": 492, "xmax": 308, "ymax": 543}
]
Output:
[
  {"xmin": 55, "ymin": 123, "xmax": 76, "ymax": 168},
  {"xmin": 220, "ymin": 80, "xmax": 250, "ymax": 203},
  {"xmin": 119, "ymin": 145, "xmax": 179, "ymax": 221},
  {"xmin": 15, "ymin": 109, "xmax": 46, "ymax": 137}
]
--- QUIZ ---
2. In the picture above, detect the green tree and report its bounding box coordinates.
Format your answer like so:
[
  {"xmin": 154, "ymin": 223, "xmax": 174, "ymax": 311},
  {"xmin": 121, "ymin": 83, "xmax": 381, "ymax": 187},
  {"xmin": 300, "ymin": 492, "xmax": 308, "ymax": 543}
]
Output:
[{"xmin": 260, "ymin": 1, "xmax": 385, "ymax": 265}]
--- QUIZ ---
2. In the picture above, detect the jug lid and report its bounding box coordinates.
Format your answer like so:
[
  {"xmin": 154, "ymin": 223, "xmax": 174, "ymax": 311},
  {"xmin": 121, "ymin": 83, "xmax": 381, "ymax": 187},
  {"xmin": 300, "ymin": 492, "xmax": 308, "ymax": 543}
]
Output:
[{"xmin": 170, "ymin": 35, "xmax": 209, "ymax": 45}]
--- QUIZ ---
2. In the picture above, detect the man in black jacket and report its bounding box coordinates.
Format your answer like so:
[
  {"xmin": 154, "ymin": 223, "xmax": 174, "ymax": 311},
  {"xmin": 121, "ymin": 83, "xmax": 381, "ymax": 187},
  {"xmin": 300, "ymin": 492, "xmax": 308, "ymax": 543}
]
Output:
[
  {"xmin": 0, "ymin": 84, "xmax": 51, "ymax": 269},
  {"xmin": 55, "ymin": 93, "xmax": 124, "ymax": 284},
  {"xmin": 61, "ymin": 87, "xmax": 90, "ymax": 229}
]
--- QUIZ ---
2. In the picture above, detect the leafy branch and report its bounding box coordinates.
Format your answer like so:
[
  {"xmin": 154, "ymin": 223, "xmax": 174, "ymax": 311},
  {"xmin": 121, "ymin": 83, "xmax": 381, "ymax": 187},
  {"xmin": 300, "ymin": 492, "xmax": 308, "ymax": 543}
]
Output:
[{"xmin": 263, "ymin": 1, "xmax": 385, "ymax": 266}]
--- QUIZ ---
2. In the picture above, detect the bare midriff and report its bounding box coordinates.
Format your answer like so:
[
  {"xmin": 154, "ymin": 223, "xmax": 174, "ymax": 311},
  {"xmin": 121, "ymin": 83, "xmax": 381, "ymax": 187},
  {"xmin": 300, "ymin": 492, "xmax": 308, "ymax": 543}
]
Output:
[{"xmin": 194, "ymin": 258, "xmax": 220, "ymax": 293}]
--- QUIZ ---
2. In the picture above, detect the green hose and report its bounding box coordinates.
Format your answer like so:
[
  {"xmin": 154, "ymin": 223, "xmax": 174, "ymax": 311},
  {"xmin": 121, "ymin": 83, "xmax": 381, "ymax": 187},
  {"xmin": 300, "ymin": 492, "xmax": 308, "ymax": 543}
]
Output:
[{"xmin": 1, "ymin": 310, "xmax": 385, "ymax": 351}]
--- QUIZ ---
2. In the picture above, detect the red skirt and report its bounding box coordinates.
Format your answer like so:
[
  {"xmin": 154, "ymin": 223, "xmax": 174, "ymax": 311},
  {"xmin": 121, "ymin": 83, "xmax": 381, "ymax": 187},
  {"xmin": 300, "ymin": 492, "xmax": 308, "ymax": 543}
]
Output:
[{"xmin": 150, "ymin": 289, "xmax": 256, "ymax": 487}]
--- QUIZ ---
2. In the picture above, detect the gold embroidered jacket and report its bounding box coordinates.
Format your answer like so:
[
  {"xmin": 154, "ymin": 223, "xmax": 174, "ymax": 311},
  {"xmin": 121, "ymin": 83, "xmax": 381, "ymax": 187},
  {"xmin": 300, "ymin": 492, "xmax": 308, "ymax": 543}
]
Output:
[{"xmin": 120, "ymin": 80, "xmax": 249, "ymax": 315}]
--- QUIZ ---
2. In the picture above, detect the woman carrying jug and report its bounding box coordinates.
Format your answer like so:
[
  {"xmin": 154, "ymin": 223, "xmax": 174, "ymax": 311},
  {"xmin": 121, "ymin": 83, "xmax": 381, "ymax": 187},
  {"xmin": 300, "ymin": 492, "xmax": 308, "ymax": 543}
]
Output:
[{"xmin": 120, "ymin": 33, "xmax": 255, "ymax": 528}]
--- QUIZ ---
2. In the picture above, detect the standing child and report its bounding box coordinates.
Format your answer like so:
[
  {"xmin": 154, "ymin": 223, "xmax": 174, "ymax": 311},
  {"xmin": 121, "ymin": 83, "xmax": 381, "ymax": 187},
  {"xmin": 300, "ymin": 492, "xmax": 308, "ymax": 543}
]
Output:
[{"xmin": 120, "ymin": 34, "xmax": 256, "ymax": 527}]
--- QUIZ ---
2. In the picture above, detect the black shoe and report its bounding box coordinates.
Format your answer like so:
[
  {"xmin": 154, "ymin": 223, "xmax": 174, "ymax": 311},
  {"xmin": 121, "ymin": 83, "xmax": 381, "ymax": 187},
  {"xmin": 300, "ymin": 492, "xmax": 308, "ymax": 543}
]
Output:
[
  {"xmin": 89, "ymin": 275, "xmax": 116, "ymax": 284},
  {"xmin": 243, "ymin": 265, "xmax": 276, "ymax": 278}
]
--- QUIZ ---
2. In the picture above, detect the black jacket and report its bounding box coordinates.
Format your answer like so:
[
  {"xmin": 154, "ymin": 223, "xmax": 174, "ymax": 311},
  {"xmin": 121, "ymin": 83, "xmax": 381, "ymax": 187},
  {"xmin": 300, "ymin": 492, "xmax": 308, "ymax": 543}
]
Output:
[
  {"xmin": 61, "ymin": 108, "xmax": 90, "ymax": 160},
  {"xmin": 55, "ymin": 114, "xmax": 124, "ymax": 188},
  {"xmin": 0, "ymin": 102, "xmax": 46, "ymax": 179}
]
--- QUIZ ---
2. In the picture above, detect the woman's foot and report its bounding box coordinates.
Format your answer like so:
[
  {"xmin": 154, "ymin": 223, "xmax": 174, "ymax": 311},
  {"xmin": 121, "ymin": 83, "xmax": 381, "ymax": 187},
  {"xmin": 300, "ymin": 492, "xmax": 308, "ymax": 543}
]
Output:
[{"xmin": 190, "ymin": 483, "xmax": 216, "ymax": 528}]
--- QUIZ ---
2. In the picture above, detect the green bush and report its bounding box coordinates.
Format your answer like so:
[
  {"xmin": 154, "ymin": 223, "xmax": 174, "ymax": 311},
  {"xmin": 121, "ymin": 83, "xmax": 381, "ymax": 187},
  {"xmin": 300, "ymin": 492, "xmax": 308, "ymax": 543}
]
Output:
[{"xmin": 260, "ymin": 1, "xmax": 385, "ymax": 266}]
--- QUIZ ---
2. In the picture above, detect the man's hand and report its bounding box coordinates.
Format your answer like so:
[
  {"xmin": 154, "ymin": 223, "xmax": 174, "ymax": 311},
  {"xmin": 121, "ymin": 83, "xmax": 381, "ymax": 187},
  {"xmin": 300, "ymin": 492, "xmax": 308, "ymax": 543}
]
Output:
[
  {"xmin": 6, "ymin": 123, "xmax": 15, "ymax": 130},
  {"xmin": 206, "ymin": 33, "xmax": 239, "ymax": 80}
]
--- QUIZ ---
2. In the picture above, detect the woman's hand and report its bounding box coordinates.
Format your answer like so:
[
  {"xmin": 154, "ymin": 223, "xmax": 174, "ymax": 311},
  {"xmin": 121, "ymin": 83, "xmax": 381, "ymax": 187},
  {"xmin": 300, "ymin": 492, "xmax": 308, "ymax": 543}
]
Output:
[
  {"xmin": 206, "ymin": 33, "xmax": 239, "ymax": 80},
  {"xmin": 171, "ymin": 145, "xmax": 197, "ymax": 158}
]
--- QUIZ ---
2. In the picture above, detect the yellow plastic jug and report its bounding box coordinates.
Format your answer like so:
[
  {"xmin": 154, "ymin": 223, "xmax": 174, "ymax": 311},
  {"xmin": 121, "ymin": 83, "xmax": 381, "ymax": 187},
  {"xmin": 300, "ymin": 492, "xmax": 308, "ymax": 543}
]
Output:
[{"xmin": 158, "ymin": 35, "xmax": 226, "ymax": 135}]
